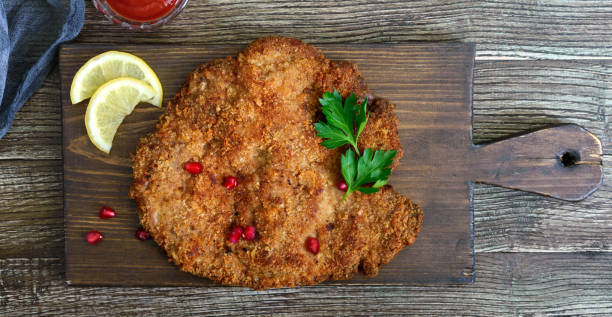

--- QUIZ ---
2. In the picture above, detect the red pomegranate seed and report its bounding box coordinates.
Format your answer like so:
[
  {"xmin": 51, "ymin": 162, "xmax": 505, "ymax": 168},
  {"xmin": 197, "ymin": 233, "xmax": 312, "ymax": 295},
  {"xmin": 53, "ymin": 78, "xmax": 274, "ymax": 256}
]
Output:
[
  {"xmin": 228, "ymin": 225, "xmax": 243, "ymax": 243},
  {"xmin": 305, "ymin": 237, "xmax": 319, "ymax": 255},
  {"xmin": 86, "ymin": 230, "xmax": 104, "ymax": 245},
  {"xmin": 135, "ymin": 228, "xmax": 151, "ymax": 241},
  {"xmin": 231, "ymin": 225, "xmax": 244, "ymax": 236},
  {"xmin": 337, "ymin": 180, "xmax": 348, "ymax": 192},
  {"xmin": 242, "ymin": 225, "xmax": 256, "ymax": 241},
  {"xmin": 228, "ymin": 231, "xmax": 241, "ymax": 244},
  {"xmin": 184, "ymin": 161, "xmax": 203, "ymax": 174},
  {"xmin": 98, "ymin": 206, "xmax": 116, "ymax": 219},
  {"xmin": 223, "ymin": 175, "xmax": 238, "ymax": 189}
]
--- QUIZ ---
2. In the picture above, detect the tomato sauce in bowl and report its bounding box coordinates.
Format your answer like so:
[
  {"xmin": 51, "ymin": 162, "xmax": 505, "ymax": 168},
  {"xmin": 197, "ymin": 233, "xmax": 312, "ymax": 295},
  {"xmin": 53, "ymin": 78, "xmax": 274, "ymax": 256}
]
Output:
[
  {"xmin": 93, "ymin": 0, "xmax": 188, "ymax": 29},
  {"xmin": 106, "ymin": 0, "xmax": 179, "ymax": 22}
]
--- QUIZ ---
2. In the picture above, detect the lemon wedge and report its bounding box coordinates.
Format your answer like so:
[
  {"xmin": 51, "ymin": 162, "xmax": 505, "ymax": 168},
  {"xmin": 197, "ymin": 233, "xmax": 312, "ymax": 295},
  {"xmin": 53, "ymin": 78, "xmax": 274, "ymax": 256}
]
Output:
[
  {"xmin": 70, "ymin": 51, "xmax": 163, "ymax": 107},
  {"xmin": 85, "ymin": 77, "xmax": 156, "ymax": 153}
]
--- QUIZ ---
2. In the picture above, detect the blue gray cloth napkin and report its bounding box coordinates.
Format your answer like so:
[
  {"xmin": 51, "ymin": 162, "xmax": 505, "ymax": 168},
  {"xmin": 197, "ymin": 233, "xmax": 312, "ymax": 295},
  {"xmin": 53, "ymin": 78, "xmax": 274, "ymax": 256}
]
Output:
[{"xmin": 0, "ymin": 0, "xmax": 84, "ymax": 139}]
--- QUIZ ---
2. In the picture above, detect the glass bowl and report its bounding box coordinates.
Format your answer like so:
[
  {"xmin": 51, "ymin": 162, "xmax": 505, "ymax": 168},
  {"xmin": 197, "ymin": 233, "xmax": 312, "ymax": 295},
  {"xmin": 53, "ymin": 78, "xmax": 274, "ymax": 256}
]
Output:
[{"xmin": 93, "ymin": 0, "xmax": 189, "ymax": 30}]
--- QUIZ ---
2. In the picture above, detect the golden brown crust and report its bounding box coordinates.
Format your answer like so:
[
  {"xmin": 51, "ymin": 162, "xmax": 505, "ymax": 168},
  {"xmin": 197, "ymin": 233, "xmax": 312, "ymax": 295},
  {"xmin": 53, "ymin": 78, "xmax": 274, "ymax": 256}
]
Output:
[{"xmin": 130, "ymin": 37, "xmax": 422, "ymax": 289}]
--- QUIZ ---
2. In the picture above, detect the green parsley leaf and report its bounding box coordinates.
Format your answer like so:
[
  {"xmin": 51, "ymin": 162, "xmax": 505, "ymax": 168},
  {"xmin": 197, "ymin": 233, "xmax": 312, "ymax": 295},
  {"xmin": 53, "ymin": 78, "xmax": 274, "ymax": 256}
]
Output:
[
  {"xmin": 314, "ymin": 90, "xmax": 396, "ymax": 202},
  {"xmin": 340, "ymin": 148, "xmax": 397, "ymax": 202},
  {"xmin": 313, "ymin": 122, "xmax": 352, "ymax": 149},
  {"xmin": 315, "ymin": 90, "xmax": 368, "ymax": 154}
]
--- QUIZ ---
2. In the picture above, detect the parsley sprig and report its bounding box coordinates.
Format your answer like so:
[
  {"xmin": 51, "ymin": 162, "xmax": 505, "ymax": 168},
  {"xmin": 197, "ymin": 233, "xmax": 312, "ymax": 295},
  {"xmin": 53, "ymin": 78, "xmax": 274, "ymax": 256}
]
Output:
[
  {"xmin": 340, "ymin": 148, "xmax": 397, "ymax": 201},
  {"xmin": 314, "ymin": 90, "xmax": 368, "ymax": 154},
  {"xmin": 315, "ymin": 90, "xmax": 397, "ymax": 202}
]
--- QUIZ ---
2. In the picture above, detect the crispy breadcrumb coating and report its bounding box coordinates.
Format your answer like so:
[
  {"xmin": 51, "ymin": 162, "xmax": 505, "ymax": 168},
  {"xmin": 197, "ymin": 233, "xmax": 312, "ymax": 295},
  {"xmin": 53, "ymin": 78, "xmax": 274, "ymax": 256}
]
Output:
[{"xmin": 130, "ymin": 37, "xmax": 422, "ymax": 289}]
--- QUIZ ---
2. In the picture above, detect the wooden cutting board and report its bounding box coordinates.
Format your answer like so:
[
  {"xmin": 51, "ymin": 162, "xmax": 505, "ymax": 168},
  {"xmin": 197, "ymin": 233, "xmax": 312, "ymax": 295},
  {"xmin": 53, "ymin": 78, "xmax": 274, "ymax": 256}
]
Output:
[{"xmin": 60, "ymin": 43, "xmax": 603, "ymax": 286}]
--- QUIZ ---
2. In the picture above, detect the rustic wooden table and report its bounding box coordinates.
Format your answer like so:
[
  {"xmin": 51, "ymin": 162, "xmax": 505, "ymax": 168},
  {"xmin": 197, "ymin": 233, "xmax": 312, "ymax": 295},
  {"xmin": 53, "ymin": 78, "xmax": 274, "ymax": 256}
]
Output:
[{"xmin": 1, "ymin": 1, "xmax": 611, "ymax": 315}]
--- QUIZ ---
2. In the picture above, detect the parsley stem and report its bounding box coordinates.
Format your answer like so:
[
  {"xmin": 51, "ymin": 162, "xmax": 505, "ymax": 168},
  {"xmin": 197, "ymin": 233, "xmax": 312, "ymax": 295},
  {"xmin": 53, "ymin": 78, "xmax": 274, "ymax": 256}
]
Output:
[
  {"xmin": 350, "ymin": 141, "xmax": 360, "ymax": 156},
  {"xmin": 341, "ymin": 190, "xmax": 350, "ymax": 203}
]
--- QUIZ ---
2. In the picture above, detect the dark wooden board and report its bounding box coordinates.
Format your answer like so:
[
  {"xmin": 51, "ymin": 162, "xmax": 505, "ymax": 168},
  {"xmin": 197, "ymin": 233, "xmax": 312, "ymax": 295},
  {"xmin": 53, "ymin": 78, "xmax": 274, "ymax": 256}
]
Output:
[{"xmin": 60, "ymin": 43, "xmax": 603, "ymax": 286}]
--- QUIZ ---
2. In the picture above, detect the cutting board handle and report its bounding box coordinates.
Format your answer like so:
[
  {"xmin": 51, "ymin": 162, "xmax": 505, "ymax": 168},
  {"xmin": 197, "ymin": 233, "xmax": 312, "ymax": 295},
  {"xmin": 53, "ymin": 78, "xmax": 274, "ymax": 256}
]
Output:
[{"xmin": 470, "ymin": 124, "xmax": 603, "ymax": 201}]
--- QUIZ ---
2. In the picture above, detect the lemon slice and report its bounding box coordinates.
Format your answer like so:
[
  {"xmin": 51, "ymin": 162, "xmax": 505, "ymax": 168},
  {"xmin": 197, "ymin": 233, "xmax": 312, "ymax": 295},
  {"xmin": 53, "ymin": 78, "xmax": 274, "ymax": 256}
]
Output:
[
  {"xmin": 85, "ymin": 77, "xmax": 156, "ymax": 153},
  {"xmin": 70, "ymin": 51, "xmax": 163, "ymax": 107}
]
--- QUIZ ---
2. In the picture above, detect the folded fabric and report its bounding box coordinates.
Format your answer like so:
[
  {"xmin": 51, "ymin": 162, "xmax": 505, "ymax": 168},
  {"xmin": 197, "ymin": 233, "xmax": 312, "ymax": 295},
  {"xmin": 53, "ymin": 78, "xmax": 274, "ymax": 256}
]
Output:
[{"xmin": 0, "ymin": 0, "xmax": 84, "ymax": 139}]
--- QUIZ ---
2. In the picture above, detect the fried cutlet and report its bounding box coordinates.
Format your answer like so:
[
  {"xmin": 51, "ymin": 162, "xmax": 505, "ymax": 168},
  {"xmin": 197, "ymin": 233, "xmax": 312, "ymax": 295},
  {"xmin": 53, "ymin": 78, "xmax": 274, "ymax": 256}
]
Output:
[{"xmin": 129, "ymin": 37, "xmax": 423, "ymax": 289}]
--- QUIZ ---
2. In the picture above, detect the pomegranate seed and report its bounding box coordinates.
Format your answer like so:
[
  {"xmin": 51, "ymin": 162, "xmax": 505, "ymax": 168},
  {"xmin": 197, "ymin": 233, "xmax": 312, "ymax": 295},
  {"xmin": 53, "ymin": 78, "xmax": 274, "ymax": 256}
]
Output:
[
  {"xmin": 86, "ymin": 230, "xmax": 103, "ymax": 245},
  {"xmin": 305, "ymin": 237, "xmax": 319, "ymax": 255},
  {"xmin": 337, "ymin": 180, "xmax": 348, "ymax": 192},
  {"xmin": 231, "ymin": 225, "xmax": 244, "ymax": 236},
  {"xmin": 98, "ymin": 206, "xmax": 116, "ymax": 219},
  {"xmin": 184, "ymin": 161, "xmax": 203, "ymax": 174},
  {"xmin": 228, "ymin": 225, "xmax": 243, "ymax": 243},
  {"xmin": 228, "ymin": 231, "xmax": 241, "ymax": 244},
  {"xmin": 242, "ymin": 225, "xmax": 256, "ymax": 241},
  {"xmin": 223, "ymin": 175, "xmax": 238, "ymax": 189},
  {"xmin": 135, "ymin": 228, "xmax": 151, "ymax": 241}
]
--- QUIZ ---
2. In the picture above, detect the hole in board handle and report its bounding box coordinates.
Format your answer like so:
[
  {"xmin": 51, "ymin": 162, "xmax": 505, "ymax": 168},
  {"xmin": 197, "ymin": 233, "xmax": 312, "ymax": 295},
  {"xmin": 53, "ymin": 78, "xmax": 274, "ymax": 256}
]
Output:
[{"xmin": 559, "ymin": 150, "xmax": 580, "ymax": 167}]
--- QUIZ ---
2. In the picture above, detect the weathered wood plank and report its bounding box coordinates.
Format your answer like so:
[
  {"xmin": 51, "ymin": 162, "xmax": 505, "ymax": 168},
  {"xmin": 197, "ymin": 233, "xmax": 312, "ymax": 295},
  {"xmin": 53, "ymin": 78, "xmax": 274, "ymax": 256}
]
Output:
[
  {"xmin": 472, "ymin": 60, "xmax": 610, "ymax": 147},
  {"xmin": 469, "ymin": 60, "xmax": 611, "ymax": 252},
  {"xmin": 0, "ymin": 69, "xmax": 61, "ymax": 160},
  {"xmin": 473, "ymin": 159, "xmax": 611, "ymax": 253},
  {"xmin": 77, "ymin": 1, "xmax": 612, "ymax": 59},
  {"xmin": 0, "ymin": 160, "xmax": 64, "ymax": 258},
  {"xmin": 1, "ymin": 253, "xmax": 611, "ymax": 315},
  {"xmin": 0, "ymin": 59, "xmax": 609, "ymax": 160}
]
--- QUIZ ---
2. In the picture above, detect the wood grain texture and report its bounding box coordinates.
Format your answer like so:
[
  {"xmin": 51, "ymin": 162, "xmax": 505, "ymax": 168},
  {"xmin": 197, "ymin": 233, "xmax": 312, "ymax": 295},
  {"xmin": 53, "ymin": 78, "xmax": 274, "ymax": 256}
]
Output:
[
  {"xmin": 0, "ymin": 69, "xmax": 61, "ymax": 160},
  {"xmin": 60, "ymin": 43, "xmax": 479, "ymax": 286},
  {"xmin": 77, "ymin": 1, "xmax": 612, "ymax": 59},
  {"xmin": 472, "ymin": 60, "xmax": 611, "ymax": 146},
  {"xmin": 2, "ymin": 253, "xmax": 612, "ymax": 316},
  {"xmin": 471, "ymin": 125, "xmax": 602, "ymax": 201},
  {"xmin": 0, "ymin": 160, "xmax": 64, "ymax": 258},
  {"xmin": 473, "ymin": 170, "xmax": 612, "ymax": 253}
]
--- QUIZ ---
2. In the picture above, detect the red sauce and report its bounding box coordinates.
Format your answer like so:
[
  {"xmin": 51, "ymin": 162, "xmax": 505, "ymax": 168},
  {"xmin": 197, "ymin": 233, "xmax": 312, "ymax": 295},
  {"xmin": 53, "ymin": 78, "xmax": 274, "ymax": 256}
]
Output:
[{"xmin": 106, "ymin": 0, "xmax": 179, "ymax": 22}]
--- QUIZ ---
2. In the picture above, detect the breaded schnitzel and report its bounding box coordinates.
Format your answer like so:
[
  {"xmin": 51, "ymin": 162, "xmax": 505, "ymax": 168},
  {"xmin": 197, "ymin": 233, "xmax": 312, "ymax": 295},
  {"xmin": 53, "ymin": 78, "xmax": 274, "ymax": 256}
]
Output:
[{"xmin": 130, "ymin": 37, "xmax": 422, "ymax": 289}]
